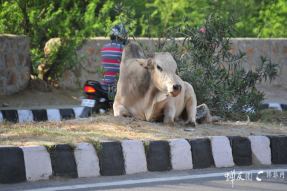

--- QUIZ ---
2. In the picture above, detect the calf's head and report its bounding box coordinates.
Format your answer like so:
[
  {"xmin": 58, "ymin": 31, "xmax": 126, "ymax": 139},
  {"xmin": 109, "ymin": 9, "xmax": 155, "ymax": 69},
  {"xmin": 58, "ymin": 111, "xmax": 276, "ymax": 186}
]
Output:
[{"xmin": 136, "ymin": 52, "xmax": 181, "ymax": 97}]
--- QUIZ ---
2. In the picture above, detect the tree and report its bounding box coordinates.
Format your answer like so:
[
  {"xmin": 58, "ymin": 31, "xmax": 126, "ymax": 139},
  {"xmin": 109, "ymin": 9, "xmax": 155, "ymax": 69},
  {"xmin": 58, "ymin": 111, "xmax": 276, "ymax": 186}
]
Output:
[
  {"xmin": 255, "ymin": 0, "xmax": 287, "ymax": 38},
  {"xmin": 0, "ymin": 0, "xmax": 115, "ymax": 86}
]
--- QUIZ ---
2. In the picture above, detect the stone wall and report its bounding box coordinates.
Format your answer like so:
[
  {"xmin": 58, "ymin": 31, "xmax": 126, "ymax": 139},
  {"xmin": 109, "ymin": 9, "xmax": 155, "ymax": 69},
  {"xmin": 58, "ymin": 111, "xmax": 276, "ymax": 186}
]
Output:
[
  {"xmin": 49, "ymin": 38, "xmax": 287, "ymax": 102},
  {"xmin": 0, "ymin": 35, "xmax": 31, "ymax": 95},
  {"xmin": 228, "ymin": 38, "xmax": 287, "ymax": 103},
  {"xmin": 52, "ymin": 37, "xmax": 157, "ymax": 89}
]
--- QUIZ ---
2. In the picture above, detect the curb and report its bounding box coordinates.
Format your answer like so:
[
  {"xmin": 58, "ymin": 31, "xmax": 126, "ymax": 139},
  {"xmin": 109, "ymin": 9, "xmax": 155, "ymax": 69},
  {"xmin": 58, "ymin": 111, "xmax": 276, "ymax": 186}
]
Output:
[
  {"xmin": 0, "ymin": 136, "xmax": 287, "ymax": 184},
  {"xmin": 0, "ymin": 107, "xmax": 85, "ymax": 123},
  {"xmin": 262, "ymin": 103, "xmax": 287, "ymax": 111}
]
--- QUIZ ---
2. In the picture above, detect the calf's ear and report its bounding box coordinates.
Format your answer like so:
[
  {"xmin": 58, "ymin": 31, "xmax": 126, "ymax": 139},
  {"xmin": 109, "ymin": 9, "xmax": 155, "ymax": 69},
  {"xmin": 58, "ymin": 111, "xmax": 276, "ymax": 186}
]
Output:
[
  {"xmin": 136, "ymin": 59, "xmax": 149, "ymax": 69},
  {"xmin": 136, "ymin": 59, "xmax": 146, "ymax": 67},
  {"xmin": 136, "ymin": 58, "xmax": 154, "ymax": 69}
]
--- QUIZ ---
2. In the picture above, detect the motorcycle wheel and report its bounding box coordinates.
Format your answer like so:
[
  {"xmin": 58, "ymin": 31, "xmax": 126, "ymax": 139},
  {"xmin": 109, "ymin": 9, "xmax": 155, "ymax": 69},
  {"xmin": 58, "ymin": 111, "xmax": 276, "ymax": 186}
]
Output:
[{"xmin": 91, "ymin": 103, "xmax": 111, "ymax": 114}]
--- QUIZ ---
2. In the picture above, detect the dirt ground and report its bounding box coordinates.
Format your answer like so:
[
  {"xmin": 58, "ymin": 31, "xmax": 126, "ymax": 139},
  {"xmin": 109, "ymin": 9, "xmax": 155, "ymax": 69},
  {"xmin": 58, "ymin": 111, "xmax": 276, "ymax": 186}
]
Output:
[
  {"xmin": 1, "ymin": 80, "xmax": 287, "ymax": 147},
  {"xmin": 1, "ymin": 109, "xmax": 287, "ymax": 147}
]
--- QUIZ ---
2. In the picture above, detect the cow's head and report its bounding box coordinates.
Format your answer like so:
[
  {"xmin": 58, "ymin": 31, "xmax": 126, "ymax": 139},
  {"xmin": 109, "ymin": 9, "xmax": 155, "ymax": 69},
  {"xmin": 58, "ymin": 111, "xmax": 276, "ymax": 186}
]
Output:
[{"xmin": 136, "ymin": 52, "xmax": 181, "ymax": 97}]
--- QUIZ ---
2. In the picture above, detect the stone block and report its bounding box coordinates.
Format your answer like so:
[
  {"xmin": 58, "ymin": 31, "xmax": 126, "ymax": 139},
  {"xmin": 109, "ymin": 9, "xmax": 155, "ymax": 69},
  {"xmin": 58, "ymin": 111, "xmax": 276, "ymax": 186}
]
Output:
[
  {"xmin": 51, "ymin": 144, "xmax": 78, "ymax": 178},
  {"xmin": 187, "ymin": 138, "xmax": 214, "ymax": 169},
  {"xmin": 74, "ymin": 143, "xmax": 100, "ymax": 178},
  {"xmin": 169, "ymin": 139, "xmax": 193, "ymax": 170},
  {"xmin": 146, "ymin": 140, "xmax": 171, "ymax": 172},
  {"xmin": 231, "ymin": 46, "xmax": 236, "ymax": 54},
  {"xmin": 7, "ymin": 70, "xmax": 18, "ymax": 85},
  {"xmin": 59, "ymin": 108, "xmax": 75, "ymax": 120},
  {"xmin": 227, "ymin": 136, "xmax": 252, "ymax": 166},
  {"xmin": 0, "ymin": 41, "xmax": 9, "ymax": 52},
  {"xmin": 87, "ymin": 47, "xmax": 94, "ymax": 54},
  {"xmin": 46, "ymin": 109, "xmax": 61, "ymax": 121},
  {"xmin": 1, "ymin": 110, "xmax": 18, "ymax": 123},
  {"xmin": 73, "ymin": 107, "xmax": 85, "ymax": 119},
  {"xmin": 121, "ymin": 140, "xmax": 147, "ymax": 174},
  {"xmin": 248, "ymin": 136, "xmax": 271, "ymax": 165},
  {"xmin": 23, "ymin": 41, "xmax": 30, "ymax": 53},
  {"xmin": 0, "ymin": 78, "xmax": 6, "ymax": 86},
  {"xmin": 25, "ymin": 57, "xmax": 31, "ymax": 67},
  {"xmin": 18, "ymin": 110, "xmax": 33, "ymax": 123},
  {"xmin": 0, "ymin": 88, "xmax": 5, "ymax": 95},
  {"xmin": 209, "ymin": 136, "xmax": 235, "ymax": 168},
  {"xmin": 266, "ymin": 135, "xmax": 287, "ymax": 164},
  {"xmin": 10, "ymin": 40, "xmax": 17, "ymax": 49},
  {"xmin": 6, "ymin": 55, "xmax": 15, "ymax": 68},
  {"xmin": 0, "ymin": 68, "xmax": 9, "ymax": 78},
  {"xmin": 247, "ymin": 47, "xmax": 253, "ymax": 57},
  {"xmin": 18, "ymin": 53, "xmax": 25, "ymax": 66},
  {"xmin": 31, "ymin": 109, "xmax": 48, "ymax": 122},
  {"xmin": 0, "ymin": 147, "xmax": 26, "ymax": 184},
  {"xmin": 21, "ymin": 146, "xmax": 52, "ymax": 181},
  {"xmin": 98, "ymin": 142, "xmax": 125, "ymax": 176},
  {"xmin": 273, "ymin": 43, "xmax": 280, "ymax": 54},
  {"xmin": 22, "ymin": 71, "xmax": 30, "ymax": 80}
]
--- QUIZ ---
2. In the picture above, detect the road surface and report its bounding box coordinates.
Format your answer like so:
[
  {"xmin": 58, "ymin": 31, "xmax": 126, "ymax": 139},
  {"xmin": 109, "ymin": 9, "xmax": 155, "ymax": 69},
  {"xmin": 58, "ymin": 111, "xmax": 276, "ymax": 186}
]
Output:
[{"xmin": 1, "ymin": 165, "xmax": 287, "ymax": 191}]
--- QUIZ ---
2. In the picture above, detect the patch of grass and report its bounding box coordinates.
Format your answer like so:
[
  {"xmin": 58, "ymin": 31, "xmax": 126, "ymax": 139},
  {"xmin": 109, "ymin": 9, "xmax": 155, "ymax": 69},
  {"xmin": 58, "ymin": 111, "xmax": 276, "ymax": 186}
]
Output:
[
  {"xmin": 143, "ymin": 141, "xmax": 150, "ymax": 153},
  {"xmin": 260, "ymin": 109, "xmax": 287, "ymax": 125},
  {"xmin": 86, "ymin": 137, "xmax": 102, "ymax": 156},
  {"xmin": 44, "ymin": 145, "xmax": 57, "ymax": 164}
]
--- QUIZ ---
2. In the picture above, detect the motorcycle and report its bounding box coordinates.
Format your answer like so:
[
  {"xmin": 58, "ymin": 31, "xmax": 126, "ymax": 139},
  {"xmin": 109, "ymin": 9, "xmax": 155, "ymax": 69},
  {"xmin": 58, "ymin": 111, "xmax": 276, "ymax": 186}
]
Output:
[{"xmin": 79, "ymin": 80, "xmax": 112, "ymax": 118}]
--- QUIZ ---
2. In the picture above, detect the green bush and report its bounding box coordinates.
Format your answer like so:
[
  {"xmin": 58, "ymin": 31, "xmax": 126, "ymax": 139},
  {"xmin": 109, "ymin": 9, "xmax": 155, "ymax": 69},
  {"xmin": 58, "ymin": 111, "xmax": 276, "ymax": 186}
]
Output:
[{"xmin": 155, "ymin": 3, "xmax": 278, "ymax": 115}]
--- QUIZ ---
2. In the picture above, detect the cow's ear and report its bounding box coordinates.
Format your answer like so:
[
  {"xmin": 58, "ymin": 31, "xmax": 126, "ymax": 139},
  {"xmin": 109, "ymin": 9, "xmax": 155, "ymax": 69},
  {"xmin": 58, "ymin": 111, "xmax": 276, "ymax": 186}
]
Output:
[
  {"xmin": 136, "ymin": 58, "xmax": 154, "ymax": 69},
  {"xmin": 136, "ymin": 59, "xmax": 147, "ymax": 68}
]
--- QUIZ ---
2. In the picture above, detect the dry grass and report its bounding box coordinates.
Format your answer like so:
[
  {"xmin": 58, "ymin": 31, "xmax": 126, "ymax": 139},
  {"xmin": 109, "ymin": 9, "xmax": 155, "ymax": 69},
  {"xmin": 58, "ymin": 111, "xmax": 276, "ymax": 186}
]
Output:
[{"xmin": 1, "ymin": 110, "xmax": 287, "ymax": 147}]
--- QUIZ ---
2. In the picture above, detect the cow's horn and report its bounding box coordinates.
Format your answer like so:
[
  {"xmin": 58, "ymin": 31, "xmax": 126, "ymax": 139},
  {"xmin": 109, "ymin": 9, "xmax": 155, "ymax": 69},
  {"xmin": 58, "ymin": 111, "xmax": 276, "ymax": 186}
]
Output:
[{"xmin": 146, "ymin": 52, "xmax": 155, "ymax": 58}]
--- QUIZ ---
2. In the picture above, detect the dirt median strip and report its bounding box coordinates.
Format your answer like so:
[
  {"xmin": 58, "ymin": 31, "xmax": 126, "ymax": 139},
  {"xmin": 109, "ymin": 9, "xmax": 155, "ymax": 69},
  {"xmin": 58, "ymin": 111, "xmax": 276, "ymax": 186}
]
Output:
[{"xmin": 0, "ymin": 108, "xmax": 287, "ymax": 147}]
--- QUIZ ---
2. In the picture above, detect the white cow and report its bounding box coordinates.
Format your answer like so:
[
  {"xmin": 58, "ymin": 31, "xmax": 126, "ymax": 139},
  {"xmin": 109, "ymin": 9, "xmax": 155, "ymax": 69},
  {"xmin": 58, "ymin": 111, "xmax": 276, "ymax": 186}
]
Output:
[{"xmin": 113, "ymin": 42, "xmax": 211, "ymax": 126}]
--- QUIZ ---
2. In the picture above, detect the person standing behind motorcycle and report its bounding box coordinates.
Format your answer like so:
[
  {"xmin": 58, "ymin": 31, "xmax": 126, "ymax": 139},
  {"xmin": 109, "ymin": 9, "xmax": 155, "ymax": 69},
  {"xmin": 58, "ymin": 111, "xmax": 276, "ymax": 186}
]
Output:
[{"xmin": 101, "ymin": 25, "xmax": 127, "ymax": 90}]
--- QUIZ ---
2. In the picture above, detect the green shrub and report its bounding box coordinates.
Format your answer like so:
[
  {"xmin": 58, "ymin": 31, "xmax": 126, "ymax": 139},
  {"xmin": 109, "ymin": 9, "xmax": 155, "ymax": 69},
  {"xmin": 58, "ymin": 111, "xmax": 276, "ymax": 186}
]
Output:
[{"xmin": 154, "ymin": 3, "xmax": 278, "ymax": 115}]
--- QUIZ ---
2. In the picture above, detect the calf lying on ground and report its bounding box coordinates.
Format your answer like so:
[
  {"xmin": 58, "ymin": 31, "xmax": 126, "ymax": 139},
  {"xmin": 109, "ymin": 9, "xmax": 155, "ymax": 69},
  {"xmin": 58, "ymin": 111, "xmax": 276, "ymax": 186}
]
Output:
[{"xmin": 113, "ymin": 42, "xmax": 212, "ymax": 126}]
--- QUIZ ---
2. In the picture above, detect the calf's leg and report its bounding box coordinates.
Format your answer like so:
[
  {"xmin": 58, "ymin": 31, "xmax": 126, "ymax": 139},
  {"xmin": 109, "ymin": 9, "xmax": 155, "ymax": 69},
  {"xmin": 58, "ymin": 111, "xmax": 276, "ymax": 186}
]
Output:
[
  {"xmin": 184, "ymin": 82, "xmax": 197, "ymax": 127},
  {"xmin": 113, "ymin": 104, "xmax": 131, "ymax": 117},
  {"xmin": 163, "ymin": 97, "xmax": 176, "ymax": 124}
]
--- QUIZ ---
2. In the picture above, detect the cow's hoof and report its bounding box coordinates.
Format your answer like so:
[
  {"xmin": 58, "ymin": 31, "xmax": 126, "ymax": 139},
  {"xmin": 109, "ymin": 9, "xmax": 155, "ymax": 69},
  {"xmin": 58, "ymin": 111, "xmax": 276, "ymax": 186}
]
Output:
[
  {"xmin": 185, "ymin": 119, "xmax": 197, "ymax": 127},
  {"xmin": 164, "ymin": 117, "xmax": 174, "ymax": 124},
  {"xmin": 174, "ymin": 117, "xmax": 180, "ymax": 122}
]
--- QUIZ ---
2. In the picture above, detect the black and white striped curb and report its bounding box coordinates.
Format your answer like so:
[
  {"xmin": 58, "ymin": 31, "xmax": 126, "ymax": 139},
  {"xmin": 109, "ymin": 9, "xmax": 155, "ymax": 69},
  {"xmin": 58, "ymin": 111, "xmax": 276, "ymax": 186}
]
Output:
[
  {"xmin": 0, "ymin": 136, "xmax": 287, "ymax": 184},
  {"xmin": 0, "ymin": 107, "xmax": 85, "ymax": 123},
  {"xmin": 262, "ymin": 103, "xmax": 287, "ymax": 111}
]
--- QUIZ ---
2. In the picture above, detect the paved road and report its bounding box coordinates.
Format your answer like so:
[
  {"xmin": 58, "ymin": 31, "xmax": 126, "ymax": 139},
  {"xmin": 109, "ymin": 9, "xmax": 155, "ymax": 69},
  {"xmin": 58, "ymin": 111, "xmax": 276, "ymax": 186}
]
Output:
[{"xmin": 1, "ymin": 165, "xmax": 287, "ymax": 191}]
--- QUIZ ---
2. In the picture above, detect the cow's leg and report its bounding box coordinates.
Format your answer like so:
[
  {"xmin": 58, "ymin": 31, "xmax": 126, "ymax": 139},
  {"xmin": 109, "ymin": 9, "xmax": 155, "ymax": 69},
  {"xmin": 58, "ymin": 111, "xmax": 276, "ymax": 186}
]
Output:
[
  {"xmin": 184, "ymin": 82, "xmax": 197, "ymax": 127},
  {"xmin": 163, "ymin": 97, "xmax": 176, "ymax": 124},
  {"xmin": 113, "ymin": 104, "xmax": 131, "ymax": 117}
]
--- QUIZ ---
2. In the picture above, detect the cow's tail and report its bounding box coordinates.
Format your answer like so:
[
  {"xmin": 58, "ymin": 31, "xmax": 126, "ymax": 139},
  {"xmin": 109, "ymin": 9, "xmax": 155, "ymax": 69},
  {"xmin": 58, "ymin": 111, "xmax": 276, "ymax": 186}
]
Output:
[{"xmin": 196, "ymin": 103, "xmax": 218, "ymax": 123}]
